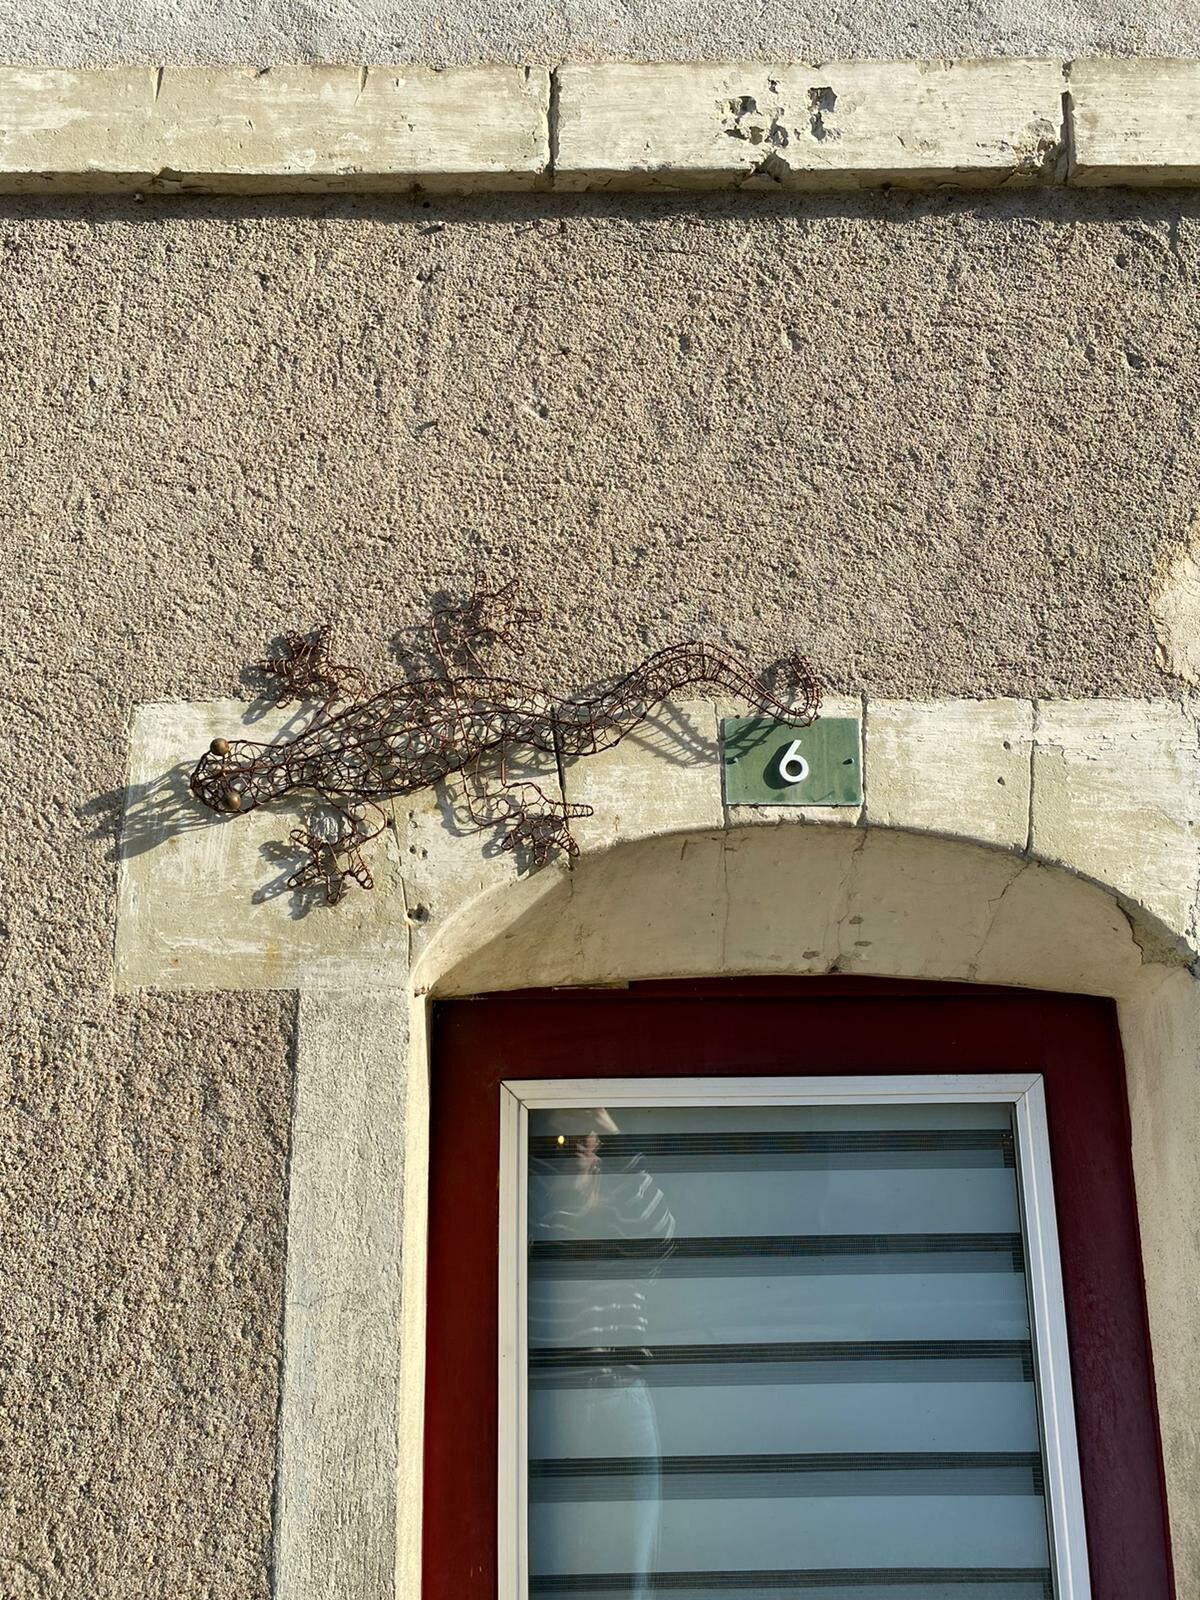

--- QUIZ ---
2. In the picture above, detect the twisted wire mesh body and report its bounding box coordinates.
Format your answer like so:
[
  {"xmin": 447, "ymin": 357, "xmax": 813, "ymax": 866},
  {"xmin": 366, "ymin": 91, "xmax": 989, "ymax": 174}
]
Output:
[{"xmin": 189, "ymin": 584, "xmax": 821, "ymax": 904}]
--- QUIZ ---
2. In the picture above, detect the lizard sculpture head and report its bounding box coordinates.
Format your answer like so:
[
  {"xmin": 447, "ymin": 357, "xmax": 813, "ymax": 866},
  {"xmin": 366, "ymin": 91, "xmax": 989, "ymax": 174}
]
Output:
[{"xmin": 190, "ymin": 737, "xmax": 271, "ymax": 815}]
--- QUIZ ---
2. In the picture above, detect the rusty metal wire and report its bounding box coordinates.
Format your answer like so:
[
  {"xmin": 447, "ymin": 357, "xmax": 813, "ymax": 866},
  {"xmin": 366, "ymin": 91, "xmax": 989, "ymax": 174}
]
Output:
[
  {"xmin": 189, "ymin": 581, "xmax": 821, "ymax": 905},
  {"xmin": 257, "ymin": 624, "xmax": 368, "ymax": 709}
]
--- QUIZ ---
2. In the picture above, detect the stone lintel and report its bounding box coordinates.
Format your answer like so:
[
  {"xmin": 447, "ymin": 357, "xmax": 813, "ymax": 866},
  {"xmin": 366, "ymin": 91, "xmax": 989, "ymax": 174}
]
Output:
[
  {"xmin": 116, "ymin": 695, "xmax": 1200, "ymax": 992},
  {"xmin": 0, "ymin": 64, "xmax": 551, "ymax": 192},
  {"xmin": 5, "ymin": 58, "xmax": 1200, "ymax": 192}
]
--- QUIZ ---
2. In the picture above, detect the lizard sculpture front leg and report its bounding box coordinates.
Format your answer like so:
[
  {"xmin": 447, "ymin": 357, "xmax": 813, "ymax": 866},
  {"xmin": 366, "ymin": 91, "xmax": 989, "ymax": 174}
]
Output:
[{"xmin": 284, "ymin": 805, "xmax": 384, "ymax": 905}]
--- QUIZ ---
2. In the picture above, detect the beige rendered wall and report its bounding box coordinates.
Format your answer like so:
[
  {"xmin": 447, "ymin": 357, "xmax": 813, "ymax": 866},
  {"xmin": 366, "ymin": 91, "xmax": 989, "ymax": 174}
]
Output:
[
  {"xmin": 6, "ymin": 185, "xmax": 1200, "ymax": 1597},
  {"xmin": 7, "ymin": 0, "xmax": 1200, "ymax": 69}
]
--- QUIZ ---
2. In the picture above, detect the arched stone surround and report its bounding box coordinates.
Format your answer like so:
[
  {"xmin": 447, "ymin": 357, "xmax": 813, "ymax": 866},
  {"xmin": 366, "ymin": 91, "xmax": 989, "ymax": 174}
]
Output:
[{"xmin": 115, "ymin": 695, "xmax": 1200, "ymax": 1596}]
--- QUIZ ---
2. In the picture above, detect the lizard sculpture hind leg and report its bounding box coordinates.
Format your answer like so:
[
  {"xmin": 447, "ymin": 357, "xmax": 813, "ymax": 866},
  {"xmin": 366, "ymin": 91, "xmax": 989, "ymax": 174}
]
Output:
[{"xmin": 460, "ymin": 752, "xmax": 593, "ymax": 867}]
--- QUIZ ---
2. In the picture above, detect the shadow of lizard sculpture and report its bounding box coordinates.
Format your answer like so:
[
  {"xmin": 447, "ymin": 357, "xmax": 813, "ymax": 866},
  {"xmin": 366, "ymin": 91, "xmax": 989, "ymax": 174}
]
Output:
[{"xmin": 189, "ymin": 581, "xmax": 821, "ymax": 905}]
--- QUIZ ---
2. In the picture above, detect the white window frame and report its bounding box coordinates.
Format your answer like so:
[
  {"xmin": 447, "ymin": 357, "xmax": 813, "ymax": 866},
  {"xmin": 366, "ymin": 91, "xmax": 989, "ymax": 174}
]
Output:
[{"xmin": 498, "ymin": 1073, "xmax": 1092, "ymax": 1600}]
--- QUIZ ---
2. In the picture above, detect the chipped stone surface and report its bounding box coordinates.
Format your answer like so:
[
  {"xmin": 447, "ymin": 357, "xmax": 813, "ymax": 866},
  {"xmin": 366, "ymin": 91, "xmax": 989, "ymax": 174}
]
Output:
[
  {"xmin": 0, "ymin": 58, "xmax": 1074, "ymax": 194},
  {"xmin": 15, "ymin": 58, "xmax": 1200, "ymax": 193},
  {"xmin": 1070, "ymin": 58, "xmax": 1200, "ymax": 187},
  {"xmin": 1032, "ymin": 700, "xmax": 1200, "ymax": 942},
  {"xmin": 865, "ymin": 698, "xmax": 1032, "ymax": 848},
  {"xmin": 0, "ymin": 63, "xmax": 550, "ymax": 191},
  {"xmin": 554, "ymin": 59, "xmax": 1066, "ymax": 190}
]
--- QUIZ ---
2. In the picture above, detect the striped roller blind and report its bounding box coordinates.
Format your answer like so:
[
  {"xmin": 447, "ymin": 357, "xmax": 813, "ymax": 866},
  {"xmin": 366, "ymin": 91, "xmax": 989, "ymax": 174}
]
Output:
[{"xmin": 525, "ymin": 1101, "xmax": 1055, "ymax": 1600}]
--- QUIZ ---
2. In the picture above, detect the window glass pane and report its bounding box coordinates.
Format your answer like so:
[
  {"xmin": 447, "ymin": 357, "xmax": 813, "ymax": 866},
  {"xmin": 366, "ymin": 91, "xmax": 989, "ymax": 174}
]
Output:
[{"xmin": 526, "ymin": 1102, "xmax": 1054, "ymax": 1600}]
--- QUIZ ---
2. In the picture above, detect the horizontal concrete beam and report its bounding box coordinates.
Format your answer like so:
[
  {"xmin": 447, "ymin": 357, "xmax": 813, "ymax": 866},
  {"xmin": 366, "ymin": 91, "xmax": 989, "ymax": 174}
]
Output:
[
  {"xmin": 0, "ymin": 64, "xmax": 551, "ymax": 191},
  {"xmin": 1069, "ymin": 58, "xmax": 1200, "ymax": 185},
  {"xmin": 116, "ymin": 696, "xmax": 1200, "ymax": 992},
  {"xmin": 555, "ymin": 59, "xmax": 1066, "ymax": 190},
  {"xmin": 5, "ymin": 57, "xmax": 1200, "ymax": 194}
]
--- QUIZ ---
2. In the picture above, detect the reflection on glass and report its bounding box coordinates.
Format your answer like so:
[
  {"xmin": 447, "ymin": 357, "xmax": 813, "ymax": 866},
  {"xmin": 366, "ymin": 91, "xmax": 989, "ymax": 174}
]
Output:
[{"xmin": 526, "ymin": 1103, "xmax": 1055, "ymax": 1600}]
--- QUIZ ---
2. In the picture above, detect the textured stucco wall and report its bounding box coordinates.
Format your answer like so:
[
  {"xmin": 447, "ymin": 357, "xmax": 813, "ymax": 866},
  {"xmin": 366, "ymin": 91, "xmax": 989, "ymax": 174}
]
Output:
[
  {"xmin": 6, "ymin": 0, "xmax": 1200, "ymax": 67},
  {"xmin": 3, "ymin": 190, "xmax": 1196, "ymax": 703},
  {"xmin": 2, "ymin": 989, "xmax": 294, "ymax": 1599},
  {"xmin": 4, "ymin": 186, "xmax": 1200, "ymax": 1592}
]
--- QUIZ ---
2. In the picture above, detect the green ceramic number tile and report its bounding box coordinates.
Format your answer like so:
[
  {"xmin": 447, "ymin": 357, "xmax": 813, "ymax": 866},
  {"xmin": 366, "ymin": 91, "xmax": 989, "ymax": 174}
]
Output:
[{"xmin": 721, "ymin": 716, "xmax": 863, "ymax": 806}]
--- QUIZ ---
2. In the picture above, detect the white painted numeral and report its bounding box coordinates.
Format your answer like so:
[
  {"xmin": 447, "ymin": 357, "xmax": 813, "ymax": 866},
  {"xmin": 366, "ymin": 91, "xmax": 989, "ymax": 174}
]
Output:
[{"xmin": 778, "ymin": 739, "xmax": 810, "ymax": 785}]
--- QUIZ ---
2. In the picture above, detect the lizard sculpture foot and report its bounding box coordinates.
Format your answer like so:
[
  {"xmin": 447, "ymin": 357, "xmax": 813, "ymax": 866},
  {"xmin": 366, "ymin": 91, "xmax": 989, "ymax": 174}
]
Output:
[
  {"xmin": 495, "ymin": 797, "xmax": 592, "ymax": 868},
  {"xmin": 285, "ymin": 815, "xmax": 378, "ymax": 905}
]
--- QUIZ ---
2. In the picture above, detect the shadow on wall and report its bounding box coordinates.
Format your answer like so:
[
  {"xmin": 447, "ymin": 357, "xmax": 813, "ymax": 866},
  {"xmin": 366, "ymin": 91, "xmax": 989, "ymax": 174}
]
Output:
[
  {"xmin": 85, "ymin": 759, "xmax": 322, "ymax": 911},
  {"xmin": 85, "ymin": 757, "xmax": 221, "ymax": 860},
  {"xmin": 415, "ymin": 822, "xmax": 1185, "ymax": 1001},
  {"xmin": 92, "ymin": 695, "xmax": 721, "ymax": 920},
  {"xmin": 85, "ymin": 682, "xmax": 315, "ymax": 914},
  {"xmin": 8, "ymin": 186, "xmax": 1200, "ymax": 235}
]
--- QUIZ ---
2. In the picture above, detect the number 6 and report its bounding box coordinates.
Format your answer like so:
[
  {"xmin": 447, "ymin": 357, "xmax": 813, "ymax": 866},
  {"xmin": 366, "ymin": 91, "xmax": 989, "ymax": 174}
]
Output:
[{"xmin": 778, "ymin": 738, "xmax": 810, "ymax": 785}]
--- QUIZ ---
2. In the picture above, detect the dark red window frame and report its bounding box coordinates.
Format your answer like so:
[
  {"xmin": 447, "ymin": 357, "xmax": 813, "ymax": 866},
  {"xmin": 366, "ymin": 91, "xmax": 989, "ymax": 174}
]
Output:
[{"xmin": 425, "ymin": 978, "xmax": 1175, "ymax": 1600}]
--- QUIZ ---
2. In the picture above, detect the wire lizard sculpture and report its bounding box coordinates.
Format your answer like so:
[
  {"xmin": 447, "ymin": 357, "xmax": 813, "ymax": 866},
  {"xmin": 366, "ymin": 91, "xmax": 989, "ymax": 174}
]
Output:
[{"xmin": 189, "ymin": 581, "xmax": 821, "ymax": 905}]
